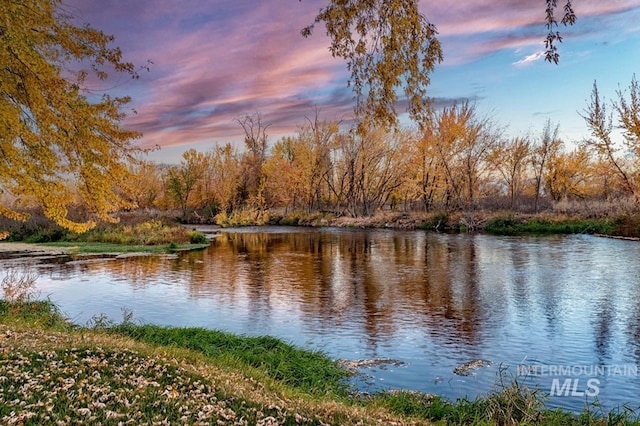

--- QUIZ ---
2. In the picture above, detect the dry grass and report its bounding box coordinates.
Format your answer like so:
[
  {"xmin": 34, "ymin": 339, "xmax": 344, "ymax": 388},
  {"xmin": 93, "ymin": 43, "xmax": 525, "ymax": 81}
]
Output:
[{"xmin": 1, "ymin": 267, "xmax": 39, "ymax": 304}]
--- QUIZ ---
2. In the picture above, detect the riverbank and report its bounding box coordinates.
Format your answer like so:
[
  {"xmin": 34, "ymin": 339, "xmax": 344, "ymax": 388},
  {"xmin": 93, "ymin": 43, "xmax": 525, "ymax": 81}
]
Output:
[
  {"xmin": 0, "ymin": 241, "xmax": 210, "ymax": 256},
  {"xmin": 0, "ymin": 301, "xmax": 427, "ymax": 425},
  {"xmin": 1, "ymin": 301, "xmax": 639, "ymax": 425},
  {"xmin": 0, "ymin": 219, "xmax": 211, "ymax": 256},
  {"xmin": 259, "ymin": 209, "xmax": 636, "ymax": 237},
  {"xmin": 3, "ymin": 209, "xmax": 639, "ymax": 249}
]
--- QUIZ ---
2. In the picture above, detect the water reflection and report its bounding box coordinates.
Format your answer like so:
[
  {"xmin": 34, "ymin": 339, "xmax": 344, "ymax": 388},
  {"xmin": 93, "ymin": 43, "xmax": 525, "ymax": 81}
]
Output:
[{"xmin": 4, "ymin": 228, "xmax": 640, "ymax": 412}]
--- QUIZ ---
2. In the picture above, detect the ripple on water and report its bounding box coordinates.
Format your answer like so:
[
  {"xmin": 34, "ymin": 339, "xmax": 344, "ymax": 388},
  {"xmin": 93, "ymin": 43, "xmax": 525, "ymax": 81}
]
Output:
[{"xmin": 5, "ymin": 229, "xmax": 640, "ymax": 413}]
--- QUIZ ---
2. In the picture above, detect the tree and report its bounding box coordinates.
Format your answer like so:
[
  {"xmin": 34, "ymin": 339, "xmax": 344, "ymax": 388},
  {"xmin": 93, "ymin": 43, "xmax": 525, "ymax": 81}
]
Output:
[
  {"xmin": 334, "ymin": 127, "xmax": 407, "ymax": 216},
  {"xmin": 489, "ymin": 136, "xmax": 531, "ymax": 210},
  {"xmin": 403, "ymin": 129, "xmax": 446, "ymax": 212},
  {"xmin": 302, "ymin": 1, "xmax": 576, "ymax": 132},
  {"xmin": 237, "ymin": 113, "xmax": 270, "ymax": 207},
  {"xmin": 425, "ymin": 102, "xmax": 497, "ymax": 215},
  {"xmin": 209, "ymin": 143, "xmax": 241, "ymax": 214},
  {"xmin": 582, "ymin": 77, "xmax": 640, "ymax": 203},
  {"xmin": 164, "ymin": 149, "xmax": 208, "ymax": 219},
  {"xmin": 545, "ymin": 146, "xmax": 592, "ymax": 201},
  {"xmin": 0, "ymin": 0, "xmax": 143, "ymax": 232},
  {"xmin": 544, "ymin": 0, "xmax": 577, "ymax": 64},
  {"xmin": 531, "ymin": 120, "xmax": 562, "ymax": 213},
  {"xmin": 262, "ymin": 137, "xmax": 301, "ymax": 211},
  {"xmin": 123, "ymin": 160, "xmax": 163, "ymax": 210},
  {"xmin": 303, "ymin": 0, "xmax": 442, "ymax": 130}
]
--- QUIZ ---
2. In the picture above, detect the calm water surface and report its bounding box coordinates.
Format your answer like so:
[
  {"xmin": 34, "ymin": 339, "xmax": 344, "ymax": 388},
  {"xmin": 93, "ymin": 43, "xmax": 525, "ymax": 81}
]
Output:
[{"xmin": 3, "ymin": 228, "xmax": 640, "ymax": 412}]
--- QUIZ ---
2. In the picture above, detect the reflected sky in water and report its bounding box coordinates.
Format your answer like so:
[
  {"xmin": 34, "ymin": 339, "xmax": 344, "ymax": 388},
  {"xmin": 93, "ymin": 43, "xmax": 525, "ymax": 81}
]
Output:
[{"xmin": 3, "ymin": 228, "xmax": 640, "ymax": 412}]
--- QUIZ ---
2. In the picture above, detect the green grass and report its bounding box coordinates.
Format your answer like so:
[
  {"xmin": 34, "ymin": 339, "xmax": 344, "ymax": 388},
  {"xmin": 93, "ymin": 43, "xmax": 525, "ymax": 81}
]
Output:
[
  {"xmin": 38, "ymin": 241, "xmax": 209, "ymax": 253},
  {"xmin": 0, "ymin": 299, "xmax": 70, "ymax": 329},
  {"xmin": 484, "ymin": 216, "xmax": 617, "ymax": 235},
  {"xmin": 3, "ymin": 300, "xmax": 640, "ymax": 425},
  {"xmin": 109, "ymin": 323, "xmax": 350, "ymax": 397}
]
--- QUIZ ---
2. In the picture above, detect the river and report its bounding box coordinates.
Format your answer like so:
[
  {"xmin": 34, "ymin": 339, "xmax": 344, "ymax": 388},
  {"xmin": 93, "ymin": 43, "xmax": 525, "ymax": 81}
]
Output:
[{"xmin": 2, "ymin": 227, "xmax": 640, "ymax": 412}]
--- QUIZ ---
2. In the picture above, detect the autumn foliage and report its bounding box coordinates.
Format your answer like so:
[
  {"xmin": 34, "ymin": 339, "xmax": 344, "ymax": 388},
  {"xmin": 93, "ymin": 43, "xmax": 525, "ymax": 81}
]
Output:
[
  {"xmin": 149, "ymin": 87, "xmax": 640, "ymax": 226},
  {"xmin": 0, "ymin": 0, "xmax": 142, "ymax": 232},
  {"xmin": 1, "ymin": 1, "xmax": 638, "ymax": 234}
]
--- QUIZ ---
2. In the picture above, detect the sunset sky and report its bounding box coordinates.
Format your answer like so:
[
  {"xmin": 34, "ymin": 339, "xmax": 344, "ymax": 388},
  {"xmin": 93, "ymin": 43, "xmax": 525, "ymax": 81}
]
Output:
[{"xmin": 66, "ymin": 0, "xmax": 640, "ymax": 163}]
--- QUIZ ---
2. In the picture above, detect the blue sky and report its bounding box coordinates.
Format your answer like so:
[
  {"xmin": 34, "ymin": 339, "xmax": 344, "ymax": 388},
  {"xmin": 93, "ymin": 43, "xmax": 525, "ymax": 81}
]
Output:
[{"xmin": 66, "ymin": 0, "xmax": 640, "ymax": 163}]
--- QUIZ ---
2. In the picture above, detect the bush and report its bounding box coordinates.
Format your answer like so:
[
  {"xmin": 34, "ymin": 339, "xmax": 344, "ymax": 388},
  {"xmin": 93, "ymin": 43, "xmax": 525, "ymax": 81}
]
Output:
[
  {"xmin": 418, "ymin": 213, "xmax": 449, "ymax": 231},
  {"xmin": 78, "ymin": 220, "xmax": 208, "ymax": 246},
  {"xmin": 23, "ymin": 227, "xmax": 74, "ymax": 243},
  {"xmin": 278, "ymin": 214, "xmax": 300, "ymax": 226},
  {"xmin": 187, "ymin": 230, "xmax": 208, "ymax": 244}
]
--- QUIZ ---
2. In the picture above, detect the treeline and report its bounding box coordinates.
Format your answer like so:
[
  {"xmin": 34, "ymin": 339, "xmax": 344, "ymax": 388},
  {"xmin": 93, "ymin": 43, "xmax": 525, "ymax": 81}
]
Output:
[
  {"xmin": 116, "ymin": 78, "xmax": 640, "ymax": 225},
  {"xmin": 5, "ymin": 81, "xmax": 638, "ymax": 229}
]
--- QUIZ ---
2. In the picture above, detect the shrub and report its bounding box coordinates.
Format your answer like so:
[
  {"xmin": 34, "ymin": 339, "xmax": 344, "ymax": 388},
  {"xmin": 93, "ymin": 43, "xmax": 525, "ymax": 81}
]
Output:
[
  {"xmin": 187, "ymin": 230, "xmax": 208, "ymax": 244},
  {"xmin": 215, "ymin": 209, "xmax": 269, "ymax": 227},
  {"xmin": 278, "ymin": 214, "xmax": 300, "ymax": 226},
  {"xmin": 77, "ymin": 220, "xmax": 208, "ymax": 246},
  {"xmin": 418, "ymin": 213, "xmax": 449, "ymax": 231}
]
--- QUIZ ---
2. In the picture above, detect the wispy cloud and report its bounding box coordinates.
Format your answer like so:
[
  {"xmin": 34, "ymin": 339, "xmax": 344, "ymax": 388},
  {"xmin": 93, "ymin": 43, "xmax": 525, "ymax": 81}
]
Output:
[
  {"xmin": 427, "ymin": 1, "xmax": 640, "ymax": 64},
  {"xmin": 513, "ymin": 51, "xmax": 546, "ymax": 66}
]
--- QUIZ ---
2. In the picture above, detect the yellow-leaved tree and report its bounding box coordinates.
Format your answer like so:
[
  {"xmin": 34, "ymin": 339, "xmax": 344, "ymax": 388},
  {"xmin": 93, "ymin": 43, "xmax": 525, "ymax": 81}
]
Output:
[{"xmin": 0, "ymin": 0, "xmax": 142, "ymax": 233}]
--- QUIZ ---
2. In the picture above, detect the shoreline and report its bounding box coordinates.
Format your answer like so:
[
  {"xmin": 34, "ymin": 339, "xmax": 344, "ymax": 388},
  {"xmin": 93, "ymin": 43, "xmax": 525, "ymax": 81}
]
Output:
[{"xmin": 0, "ymin": 242, "xmax": 74, "ymax": 255}]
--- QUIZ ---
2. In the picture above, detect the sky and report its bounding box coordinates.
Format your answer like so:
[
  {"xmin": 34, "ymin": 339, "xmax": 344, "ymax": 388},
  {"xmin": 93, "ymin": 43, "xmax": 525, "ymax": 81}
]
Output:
[{"xmin": 65, "ymin": 0, "xmax": 640, "ymax": 163}]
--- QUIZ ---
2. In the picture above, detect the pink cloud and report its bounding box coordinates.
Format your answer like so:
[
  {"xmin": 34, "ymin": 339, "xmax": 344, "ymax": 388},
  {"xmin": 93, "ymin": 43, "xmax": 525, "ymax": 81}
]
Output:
[
  {"xmin": 77, "ymin": 1, "xmax": 351, "ymax": 153},
  {"xmin": 65, "ymin": 0, "xmax": 640, "ymax": 159}
]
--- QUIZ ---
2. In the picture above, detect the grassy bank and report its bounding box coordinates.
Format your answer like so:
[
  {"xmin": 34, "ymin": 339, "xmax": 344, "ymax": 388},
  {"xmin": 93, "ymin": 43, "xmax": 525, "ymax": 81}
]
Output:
[
  {"xmin": 5, "ymin": 209, "xmax": 640, "ymax": 244},
  {"xmin": 0, "ymin": 301, "xmax": 411, "ymax": 425},
  {"xmin": 269, "ymin": 209, "xmax": 640, "ymax": 238},
  {"xmin": 108, "ymin": 323, "xmax": 348, "ymax": 396},
  {"xmin": 2, "ymin": 301, "xmax": 640, "ymax": 425},
  {"xmin": 483, "ymin": 216, "xmax": 617, "ymax": 235},
  {"xmin": 38, "ymin": 241, "xmax": 210, "ymax": 254},
  {"xmin": 274, "ymin": 211, "xmax": 640, "ymax": 237},
  {"xmin": 2, "ymin": 219, "xmax": 210, "ymax": 254}
]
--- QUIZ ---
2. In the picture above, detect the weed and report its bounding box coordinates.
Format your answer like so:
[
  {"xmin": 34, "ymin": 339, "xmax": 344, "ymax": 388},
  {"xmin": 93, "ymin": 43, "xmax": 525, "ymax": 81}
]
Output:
[
  {"xmin": 1, "ymin": 267, "xmax": 39, "ymax": 303},
  {"xmin": 0, "ymin": 300, "xmax": 68, "ymax": 328}
]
